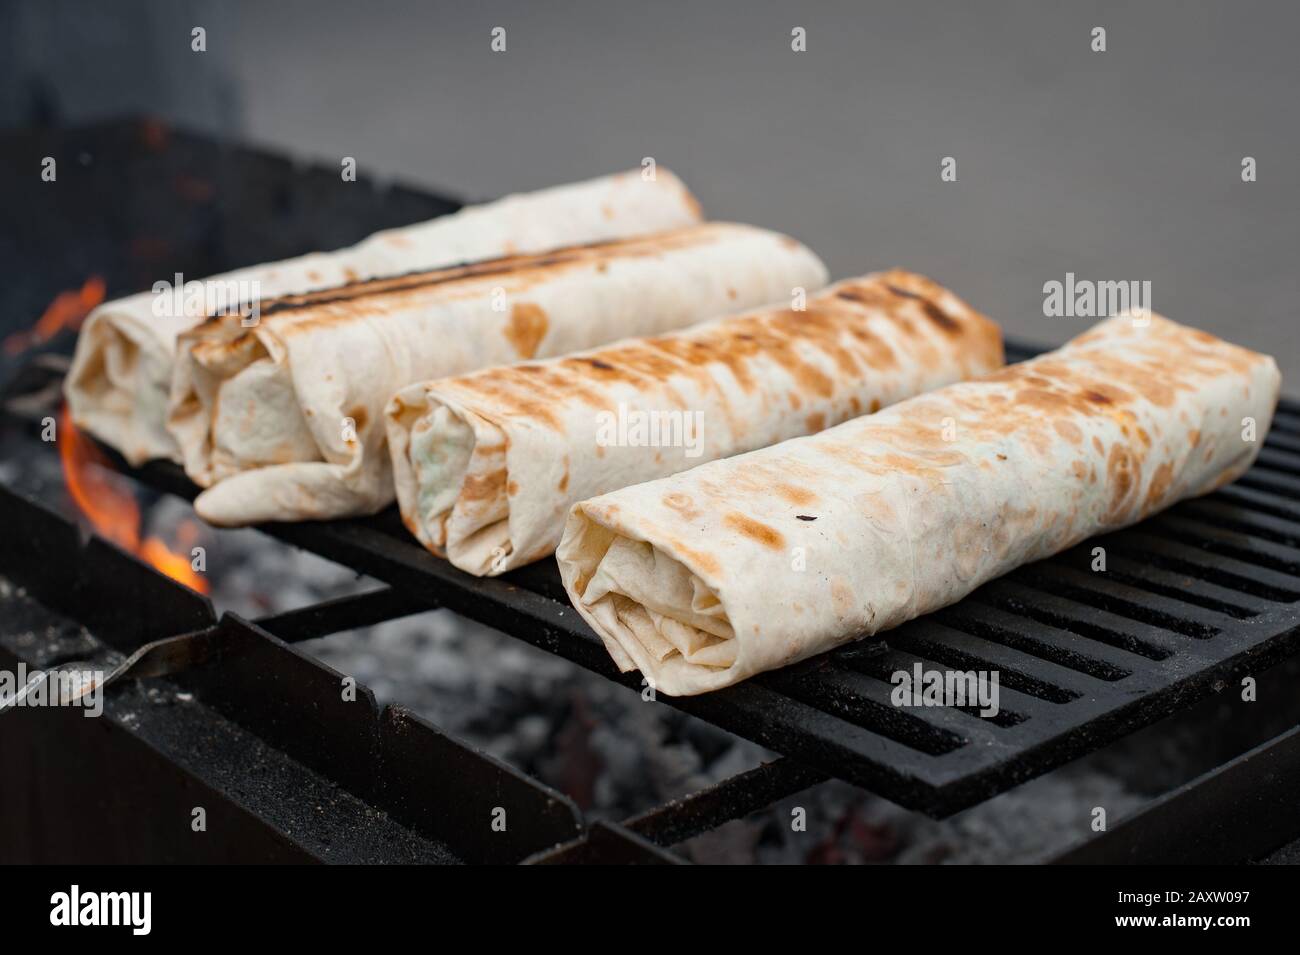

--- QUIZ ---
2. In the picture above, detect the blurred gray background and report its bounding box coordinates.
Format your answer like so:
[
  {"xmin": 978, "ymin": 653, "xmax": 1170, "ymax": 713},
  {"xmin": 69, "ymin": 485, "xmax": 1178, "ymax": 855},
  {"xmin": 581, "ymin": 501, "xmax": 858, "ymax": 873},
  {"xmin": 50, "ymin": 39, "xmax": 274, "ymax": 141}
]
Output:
[{"xmin": 4, "ymin": 0, "xmax": 1297, "ymax": 379}]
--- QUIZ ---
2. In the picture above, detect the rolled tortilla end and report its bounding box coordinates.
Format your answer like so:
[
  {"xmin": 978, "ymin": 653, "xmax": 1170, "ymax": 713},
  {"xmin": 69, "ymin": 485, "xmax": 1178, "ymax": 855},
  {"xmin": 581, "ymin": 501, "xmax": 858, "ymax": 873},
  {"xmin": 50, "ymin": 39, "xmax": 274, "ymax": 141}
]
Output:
[
  {"xmin": 65, "ymin": 307, "xmax": 175, "ymax": 465},
  {"xmin": 557, "ymin": 312, "xmax": 1282, "ymax": 696},
  {"xmin": 387, "ymin": 385, "xmax": 519, "ymax": 574},
  {"xmin": 558, "ymin": 511, "xmax": 741, "ymax": 693}
]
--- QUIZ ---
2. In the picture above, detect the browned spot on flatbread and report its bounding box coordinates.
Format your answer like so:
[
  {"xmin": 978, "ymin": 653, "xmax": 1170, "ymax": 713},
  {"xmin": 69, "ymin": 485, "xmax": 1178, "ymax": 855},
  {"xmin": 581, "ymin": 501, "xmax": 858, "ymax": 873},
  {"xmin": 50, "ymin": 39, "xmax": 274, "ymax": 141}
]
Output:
[
  {"xmin": 662, "ymin": 491, "xmax": 700, "ymax": 521},
  {"xmin": 1106, "ymin": 443, "xmax": 1137, "ymax": 518},
  {"xmin": 449, "ymin": 373, "xmax": 563, "ymax": 430},
  {"xmin": 723, "ymin": 511, "xmax": 786, "ymax": 550},
  {"xmin": 885, "ymin": 283, "xmax": 961, "ymax": 333},
  {"xmin": 1054, "ymin": 420, "xmax": 1083, "ymax": 444},
  {"xmin": 507, "ymin": 480, "xmax": 519, "ymax": 496},
  {"xmin": 806, "ymin": 412, "xmax": 825, "ymax": 433},
  {"xmin": 669, "ymin": 540, "xmax": 721, "ymax": 578},
  {"xmin": 505, "ymin": 303, "xmax": 549, "ymax": 359},
  {"xmin": 461, "ymin": 468, "xmax": 507, "ymax": 503},
  {"xmin": 835, "ymin": 287, "xmax": 890, "ymax": 307},
  {"xmin": 1145, "ymin": 461, "xmax": 1175, "ymax": 508},
  {"xmin": 1016, "ymin": 388, "xmax": 1077, "ymax": 415},
  {"xmin": 347, "ymin": 406, "xmax": 369, "ymax": 433},
  {"xmin": 775, "ymin": 483, "xmax": 817, "ymax": 506}
]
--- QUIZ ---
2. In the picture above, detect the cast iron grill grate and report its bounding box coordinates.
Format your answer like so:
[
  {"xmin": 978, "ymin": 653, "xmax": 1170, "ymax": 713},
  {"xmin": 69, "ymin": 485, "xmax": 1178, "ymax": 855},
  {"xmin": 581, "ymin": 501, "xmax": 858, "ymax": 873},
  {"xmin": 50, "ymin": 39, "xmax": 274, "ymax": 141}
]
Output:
[{"xmin": 59, "ymin": 352, "xmax": 1300, "ymax": 818}]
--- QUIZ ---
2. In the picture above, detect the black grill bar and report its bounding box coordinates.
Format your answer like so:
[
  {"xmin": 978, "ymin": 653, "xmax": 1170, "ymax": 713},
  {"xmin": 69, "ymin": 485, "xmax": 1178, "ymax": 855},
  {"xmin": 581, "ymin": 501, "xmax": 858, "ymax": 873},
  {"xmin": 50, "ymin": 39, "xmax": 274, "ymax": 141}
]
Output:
[
  {"xmin": 524, "ymin": 822, "xmax": 687, "ymax": 865},
  {"xmin": 1051, "ymin": 725, "xmax": 1300, "ymax": 865},
  {"xmin": 623, "ymin": 758, "xmax": 828, "ymax": 847},
  {"xmin": 255, "ymin": 586, "xmax": 437, "ymax": 643}
]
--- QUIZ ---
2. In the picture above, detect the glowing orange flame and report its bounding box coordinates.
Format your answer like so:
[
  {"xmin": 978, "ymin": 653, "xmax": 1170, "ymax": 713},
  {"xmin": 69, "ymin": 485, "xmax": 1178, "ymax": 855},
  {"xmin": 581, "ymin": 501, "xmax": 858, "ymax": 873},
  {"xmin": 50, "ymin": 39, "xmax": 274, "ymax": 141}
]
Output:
[
  {"xmin": 4, "ymin": 277, "xmax": 107, "ymax": 355},
  {"xmin": 58, "ymin": 407, "xmax": 210, "ymax": 594}
]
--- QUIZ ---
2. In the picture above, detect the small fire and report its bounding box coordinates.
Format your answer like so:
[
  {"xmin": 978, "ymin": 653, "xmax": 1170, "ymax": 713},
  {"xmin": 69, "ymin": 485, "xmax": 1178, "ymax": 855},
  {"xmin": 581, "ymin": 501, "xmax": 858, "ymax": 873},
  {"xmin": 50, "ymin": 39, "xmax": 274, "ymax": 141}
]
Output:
[
  {"xmin": 58, "ymin": 407, "xmax": 210, "ymax": 594},
  {"xmin": 3, "ymin": 276, "xmax": 107, "ymax": 355}
]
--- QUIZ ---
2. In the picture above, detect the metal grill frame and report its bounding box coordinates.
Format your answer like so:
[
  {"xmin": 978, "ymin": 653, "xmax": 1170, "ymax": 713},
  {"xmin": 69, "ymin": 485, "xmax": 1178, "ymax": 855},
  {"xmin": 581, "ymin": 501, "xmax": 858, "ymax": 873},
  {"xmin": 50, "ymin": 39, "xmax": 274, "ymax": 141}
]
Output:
[
  {"xmin": 0, "ymin": 483, "xmax": 585, "ymax": 864},
  {"xmin": 49, "ymin": 344, "xmax": 1300, "ymax": 819}
]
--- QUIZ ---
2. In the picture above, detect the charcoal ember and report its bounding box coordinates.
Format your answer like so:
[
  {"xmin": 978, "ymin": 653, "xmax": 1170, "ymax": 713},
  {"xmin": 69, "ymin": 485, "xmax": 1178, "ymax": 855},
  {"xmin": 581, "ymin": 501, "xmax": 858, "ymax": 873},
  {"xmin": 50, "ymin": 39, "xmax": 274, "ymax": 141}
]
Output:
[{"xmin": 291, "ymin": 604, "xmax": 774, "ymax": 821}]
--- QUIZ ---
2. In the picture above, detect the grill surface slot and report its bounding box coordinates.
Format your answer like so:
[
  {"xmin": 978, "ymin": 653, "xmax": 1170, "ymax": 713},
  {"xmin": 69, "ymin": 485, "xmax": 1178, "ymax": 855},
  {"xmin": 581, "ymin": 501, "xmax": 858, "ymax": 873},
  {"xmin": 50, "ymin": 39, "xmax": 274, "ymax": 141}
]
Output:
[
  {"xmin": 932, "ymin": 605, "xmax": 1136, "ymax": 681},
  {"xmin": 1151, "ymin": 514, "xmax": 1300, "ymax": 576},
  {"xmin": 862, "ymin": 630, "xmax": 1081, "ymax": 704},
  {"xmin": 1010, "ymin": 564, "xmax": 1223, "ymax": 639},
  {"xmin": 972, "ymin": 582, "xmax": 1176, "ymax": 660},
  {"xmin": 846, "ymin": 648, "xmax": 1028, "ymax": 727}
]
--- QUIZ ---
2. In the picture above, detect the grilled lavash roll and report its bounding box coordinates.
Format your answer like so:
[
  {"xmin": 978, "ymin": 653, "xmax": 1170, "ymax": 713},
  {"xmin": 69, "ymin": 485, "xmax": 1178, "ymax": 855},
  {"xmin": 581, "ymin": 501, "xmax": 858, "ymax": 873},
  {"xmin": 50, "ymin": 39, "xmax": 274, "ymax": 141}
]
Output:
[
  {"xmin": 64, "ymin": 168, "xmax": 702, "ymax": 465},
  {"xmin": 558, "ymin": 313, "xmax": 1281, "ymax": 696},
  {"xmin": 386, "ymin": 270, "xmax": 1003, "ymax": 575},
  {"xmin": 170, "ymin": 223, "xmax": 828, "ymax": 526}
]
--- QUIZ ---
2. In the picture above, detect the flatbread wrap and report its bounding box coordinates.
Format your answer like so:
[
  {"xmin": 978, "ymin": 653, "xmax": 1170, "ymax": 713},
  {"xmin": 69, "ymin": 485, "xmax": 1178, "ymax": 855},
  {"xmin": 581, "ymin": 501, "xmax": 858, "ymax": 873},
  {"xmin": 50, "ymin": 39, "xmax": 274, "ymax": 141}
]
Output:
[
  {"xmin": 386, "ymin": 270, "xmax": 1002, "ymax": 575},
  {"xmin": 64, "ymin": 168, "xmax": 702, "ymax": 465},
  {"xmin": 171, "ymin": 222, "xmax": 828, "ymax": 525},
  {"xmin": 557, "ymin": 313, "xmax": 1281, "ymax": 696}
]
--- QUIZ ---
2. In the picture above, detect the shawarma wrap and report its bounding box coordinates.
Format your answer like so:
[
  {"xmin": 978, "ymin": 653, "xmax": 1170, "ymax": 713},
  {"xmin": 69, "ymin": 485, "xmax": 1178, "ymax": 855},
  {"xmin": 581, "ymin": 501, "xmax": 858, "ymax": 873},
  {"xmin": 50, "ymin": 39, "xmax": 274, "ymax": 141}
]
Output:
[
  {"xmin": 557, "ymin": 313, "xmax": 1281, "ymax": 696},
  {"xmin": 386, "ymin": 270, "xmax": 1002, "ymax": 575},
  {"xmin": 170, "ymin": 222, "xmax": 828, "ymax": 526},
  {"xmin": 64, "ymin": 168, "xmax": 702, "ymax": 465}
]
